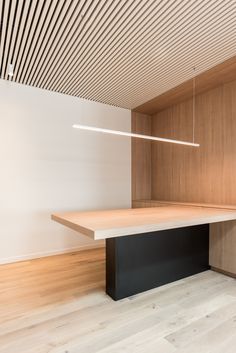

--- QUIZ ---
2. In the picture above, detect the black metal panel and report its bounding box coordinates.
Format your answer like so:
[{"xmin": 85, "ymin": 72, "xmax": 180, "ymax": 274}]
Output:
[{"xmin": 106, "ymin": 224, "xmax": 209, "ymax": 300}]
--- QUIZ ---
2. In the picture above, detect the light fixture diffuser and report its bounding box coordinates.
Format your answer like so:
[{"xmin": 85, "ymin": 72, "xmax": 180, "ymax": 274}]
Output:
[{"xmin": 73, "ymin": 124, "xmax": 199, "ymax": 147}]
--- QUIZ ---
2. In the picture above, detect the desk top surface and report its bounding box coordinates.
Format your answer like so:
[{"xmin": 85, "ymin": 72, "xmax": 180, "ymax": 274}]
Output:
[{"xmin": 51, "ymin": 205, "xmax": 236, "ymax": 240}]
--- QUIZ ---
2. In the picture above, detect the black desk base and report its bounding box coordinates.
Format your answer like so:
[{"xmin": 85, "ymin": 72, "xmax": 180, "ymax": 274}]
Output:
[{"xmin": 106, "ymin": 224, "xmax": 210, "ymax": 300}]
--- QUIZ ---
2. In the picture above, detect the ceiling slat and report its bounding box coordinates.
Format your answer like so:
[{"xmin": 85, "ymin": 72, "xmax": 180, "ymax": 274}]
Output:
[
  {"xmin": 13, "ymin": 0, "xmax": 39, "ymax": 81},
  {"xmin": 0, "ymin": 0, "xmax": 235, "ymax": 109},
  {"xmin": 71, "ymin": 0, "xmax": 188, "ymax": 94},
  {"xmin": 50, "ymin": 0, "xmax": 149, "ymax": 92},
  {"xmin": 91, "ymin": 46, "xmax": 236, "ymax": 108},
  {"xmin": 3, "ymin": 0, "xmax": 24, "ymax": 81},
  {"xmin": 24, "ymin": 0, "xmax": 78, "ymax": 84},
  {"xmin": 75, "ymin": 0, "xmax": 232, "ymax": 98},
  {"xmin": 28, "ymin": 0, "xmax": 80, "ymax": 86},
  {"xmin": 83, "ymin": 12, "xmax": 236, "ymax": 104},
  {"xmin": 8, "ymin": 0, "xmax": 31, "ymax": 81},
  {"xmin": 19, "ymin": 0, "xmax": 53, "ymax": 83},
  {"xmin": 0, "ymin": 0, "xmax": 11, "ymax": 77},
  {"xmin": 50, "ymin": 0, "xmax": 126, "ymax": 92},
  {"xmin": 34, "ymin": 0, "xmax": 100, "ymax": 87},
  {"xmin": 1, "ymin": 0, "xmax": 17, "ymax": 78}
]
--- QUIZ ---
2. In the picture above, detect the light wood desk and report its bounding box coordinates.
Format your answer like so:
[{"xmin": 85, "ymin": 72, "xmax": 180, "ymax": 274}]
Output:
[{"xmin": 52, "ymin": 205, "xmax": 236, "ymax": 300}]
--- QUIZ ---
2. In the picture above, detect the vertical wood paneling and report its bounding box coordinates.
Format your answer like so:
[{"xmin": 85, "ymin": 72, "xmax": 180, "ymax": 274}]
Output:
[
  {"xmin": 151, "ymin": 80, "xmax": 236, "ymax": 204},
  {"xmin": 131, "ymin": 111, "xmax": 152, "ymax": 201},
  {"xmin": 210, "ymin": 221, "xmax": 236, "ymax": 275},
  {"xmin": 149, "ymin": 79, "xmax": 236, "ymax": 275}
]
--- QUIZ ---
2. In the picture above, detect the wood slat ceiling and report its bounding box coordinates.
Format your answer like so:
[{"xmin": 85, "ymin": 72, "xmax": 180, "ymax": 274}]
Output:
[
  {"xmin": 134, "ymin": 55, "xmax": 236, "ymax": 114},
  {"xmin": 0, "ymin": 0, "xmax": 236, "ymax": 109}
]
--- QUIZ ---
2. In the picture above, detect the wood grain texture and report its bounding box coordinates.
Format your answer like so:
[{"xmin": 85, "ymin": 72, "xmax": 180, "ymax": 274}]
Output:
[
  {"xmin": 132, "ymin": 200, "xmax": 236, "ymax": 211},
  {"xmin": 151, "ymin": 79, "xmax": 236, "ymax": 204},
  {"xmin": 210, "ymin": 221, "xmax": 236, "ymax": 274},
  {"xmin": 134, "ymin": 56, "xmax": 236, "ymax": 115},
  {"xmin": 2, "ymin": 2, "xmax": 236, "ymax": 109},
  {"xmin": 211, "ymin": 267, "xmax": 236, "ymax": 279},
  {"xmin": 0, "ymin": 249, "xmax": 236, "ymax": 353},
  {"xmin": 132, "ymin": 79, "xmax": 236, "ymax": 276},
  {"xmin": 150, "ymin": 79, "xmax": 236, "ymax": 275},
  {"xmin": 131, "ymin": 111, "xmax": 152, "ymax": 200},
  {"xmin": 52, "ymin": 206, "xmax": 236, "ymax": 240}
]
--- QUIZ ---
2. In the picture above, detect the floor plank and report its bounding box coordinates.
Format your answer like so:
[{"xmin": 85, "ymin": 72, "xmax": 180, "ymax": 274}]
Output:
[{"xmin": 0, "ymin": 248, "xmax": 236, "ymax": 353}]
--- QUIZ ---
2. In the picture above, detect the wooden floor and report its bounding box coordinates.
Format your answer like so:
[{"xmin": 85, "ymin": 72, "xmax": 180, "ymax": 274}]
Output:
[{"xmin": 0, "ymin": 248, "xmax": 236, "ymax": 353}]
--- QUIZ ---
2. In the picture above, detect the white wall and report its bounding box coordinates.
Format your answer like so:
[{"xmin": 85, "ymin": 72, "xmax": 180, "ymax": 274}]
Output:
[{"xmin": 0, "ymin": 80, "xmax": 131, "ymax": 264}]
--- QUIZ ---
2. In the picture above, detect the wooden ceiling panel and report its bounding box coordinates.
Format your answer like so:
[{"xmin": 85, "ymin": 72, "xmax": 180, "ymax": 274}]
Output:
[
  {"xmin": 133, "ymin": 55, "xmax": 236, "ymax": 114},
  {"xmin": 0, "ymin": 0, "xmax": 236, "ymax": 109}
]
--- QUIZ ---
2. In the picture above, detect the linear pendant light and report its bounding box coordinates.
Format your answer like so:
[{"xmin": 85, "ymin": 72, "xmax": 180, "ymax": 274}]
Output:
[
  {"xmin": 73, "ymin": 69, "xmax": 199, "ymax": 147},
  {"xmin": 72, "ymin": 124, "xmax": 200, "ymax": 147}
]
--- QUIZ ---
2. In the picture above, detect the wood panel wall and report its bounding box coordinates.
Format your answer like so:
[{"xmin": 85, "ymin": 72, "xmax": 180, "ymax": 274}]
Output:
[
  {"xmin": 131, "ymin": 112, "xmax": 152, "ymax": 201},
  {"xmin": 210, "ymin": 221, "xmax": 236, "ymax": 276},
  {"xmin": 131, "ymin": 78, "xmax": 236, "ymax": 275},
  {"xmin": 151, "ymin": 79, "xmax": 236, "ymax": 204}
]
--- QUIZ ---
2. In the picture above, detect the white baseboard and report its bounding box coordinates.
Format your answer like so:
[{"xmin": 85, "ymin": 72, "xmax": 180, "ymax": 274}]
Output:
[{"xmin": 0, "ymin": 243, "xmax": 105, "ymax": 265}]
